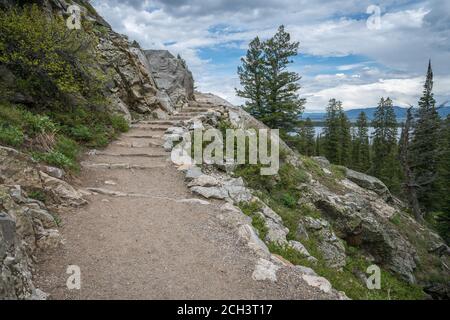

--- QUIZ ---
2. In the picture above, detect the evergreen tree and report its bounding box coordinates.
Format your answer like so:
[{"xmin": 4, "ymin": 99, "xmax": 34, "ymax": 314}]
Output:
[
  {"xmin": 315, "ymin": 133, "xmax": 324, "ymax": 156},
  {"xmin": 323, "ymin": 98, "xmax": 342, "ymax": 164},
  {"xmin": 236, "ymin": 37, "xmax": 265, "ymax": 119},
  {"xmin": 370, "ymin": 97, "xmax": 402, "ymax": 193},
  {"xmin": 352, "ymin": 112, "xmax": 370, "ymax": 172},
  {"xmin": 236, "ymin": 26, "xmax": 305, "ymax": 138},
  {"xmin": 409, "ymin": 61, "xmax": 442, "ymax": 212},
  {"xmin": 399, "ymin": 107, "xmax": 423, "ymax": 222},
  {"xmin": 297, "ymin": 117, "xmax": 315, "ymax": 156},
  {"xmin": 433, "ymin": 115, "xmax": 450, "ymax": 243},
  {"xmin": 339, "ymin": 110, "xmax": 352, "ymax": 165}
]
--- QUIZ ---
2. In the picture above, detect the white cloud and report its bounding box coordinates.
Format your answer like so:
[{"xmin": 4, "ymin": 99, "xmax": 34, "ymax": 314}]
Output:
[{"xmin": 90, "ymin": 0, "xmax": 450, "ymax": 111}]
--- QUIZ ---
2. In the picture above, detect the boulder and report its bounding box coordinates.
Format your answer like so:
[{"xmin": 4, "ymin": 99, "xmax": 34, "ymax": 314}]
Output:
[
  {"xmin": 252, "ymin": 258, "xmax": 279, "ymax": 282},
  {"xmin": 238, "ymin": 224, "xmax": 270, "ymax": 258},
  {"xmin": 145, "ymin": 50, "xmax": 194, "ymax": 108},
  {"xmin": 190, "ymin": 186, "xmax": 228, "ymax": 200},
  {"xmin": 345, "ymin": 168, "xmax": 391, "ymax": 199}
]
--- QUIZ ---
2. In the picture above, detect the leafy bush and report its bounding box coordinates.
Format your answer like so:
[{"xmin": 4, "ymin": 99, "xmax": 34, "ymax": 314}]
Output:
[
  {"xmin": 0, "ymin": 5, "xmax": 103, "ymax": 109},
  {"xmin": 32, "ymin": 150, "xmax": 78, "ymax": 172},
  {"xmin": 0, "ymin": 125, "xmax": 24, "ymax": 147},
  {"xmin": 110, "ymin": 114, "xmax": 130, "ymax": 133},
  {"xmin": 70, "ymin": 125, "xmax": 93, "ymax": 142}
]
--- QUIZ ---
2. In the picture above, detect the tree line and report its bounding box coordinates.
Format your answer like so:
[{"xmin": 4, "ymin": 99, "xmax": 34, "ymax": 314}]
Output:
[{"xmin": 236, "ymin": 26, "xmax": 449, "ymax": 243}]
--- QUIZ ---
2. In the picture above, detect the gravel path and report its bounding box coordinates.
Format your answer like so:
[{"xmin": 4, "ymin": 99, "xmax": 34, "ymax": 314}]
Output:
[{"xmin": 35, "ymin": 101, "xmax": 340, "ymax": 300}]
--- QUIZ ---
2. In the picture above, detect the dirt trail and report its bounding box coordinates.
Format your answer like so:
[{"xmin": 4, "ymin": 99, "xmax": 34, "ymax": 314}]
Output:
[{"xmin": 35, "ymin": 100, "xmax": 335, "ymax": 300}]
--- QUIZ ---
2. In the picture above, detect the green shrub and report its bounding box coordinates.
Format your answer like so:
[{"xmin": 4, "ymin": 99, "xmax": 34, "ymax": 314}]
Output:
[
  {"xmin": 0, "ymin": 125, "xmax": 24, "ymax": 147},
  {"xmin": 110, "ymin": 114, "xmax": 129, "ymax": 133},
  {"xmin": 55, "ymin": 136, "xmax": 79, "ymax": 161},
  {"xmin": 23, "ymin": 114, "xmax": 58, "ymax": 136},
  {"xmin": 32, "ymin": 150, "xmax": 78, "ymax": 172},
  {"xmin": 70, "ymin": 125, "xmax": 93, "ymax": 142},
  {"xmin": 28, "ymin": 190, "xmax": 46, "ymax": 202}
]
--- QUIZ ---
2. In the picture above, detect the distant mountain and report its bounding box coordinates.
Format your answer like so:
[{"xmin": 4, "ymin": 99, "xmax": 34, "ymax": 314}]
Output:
[{"xmin": 303, "ymin": 106, "xmax": 450, "ymax": 123}]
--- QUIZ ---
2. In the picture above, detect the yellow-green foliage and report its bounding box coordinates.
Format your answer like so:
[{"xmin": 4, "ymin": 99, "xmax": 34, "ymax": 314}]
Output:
[
  {"xmin": 0, "ymin": 5, "xmax": 103, "ymax": 107},
  {"xmin": 0, "ymin": 6, "xmax": 129, "ymax": 171}
]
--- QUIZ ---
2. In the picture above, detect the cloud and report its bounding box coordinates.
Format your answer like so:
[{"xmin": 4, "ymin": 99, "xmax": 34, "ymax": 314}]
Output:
[{"xmin": 90, "ymin": 0, "xmax": 450, "ymax": 111}]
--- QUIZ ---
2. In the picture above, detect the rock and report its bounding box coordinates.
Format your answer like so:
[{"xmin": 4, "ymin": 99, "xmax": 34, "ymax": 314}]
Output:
[
  {"xmin": 39, "ymin": 165, "xmax": 65, "ymax": 179},
  {"xmin": 312, "ymin": 156, "xmax": 331, "ymax": 168},
  {"xmin": 220, "ymin": 203, "xmax": 241, "ymax": 214},
  {"xmin": 238, "ymin": 224, "xmax": 270, "ymax": 258},
  {"xmin": 302, "ymin": 274, "xmax": 332, "ymax": 293},
  {"xmin": 223, "ymin": 185, "xmax": 253, "ymax": 203},
  {"xmin": 256, "ymin": 205, "xmax": 289, "ymax": 245},
  {"xmin": 295, "ymin": 265, "xmax": 318, "ymax": 276},
  {"xmin": 145, "ymin": 50, "xmax": 194, "ymax": 108},
  {"xmin": 40, "ymin": 172, "xmax": 87, "ymax": 207},
  {"xmin": 0, "ymin": 185, "xmax": 60, "ymax": 299},
  {"xmin": 300, "ymin": 216, "xmax": 346, "ymax": 269},
  {"xmin": 177, "ymin": 199, "xmax": 210, "ymax": 206},
  {"xmin": 190, "ymin": 186, "xmax": 229, "ymax": 200},
  {"xmin": 188, "ymin": 175, "xmax": 220, "ymax": 188},
  {"xmin": 28, "ymin": 208, "xmax": 57, "ymax": 229},
  {"xmin": 252, "ymin": 258, "xmax": 279, "ymax": 282},
  {"xmin": 185, "ymin": 167, "xmax": 203, "ymax": 181},
  {"xmin": 288, "ymin": 240, "xmax": 316, "ymax": 261},
  {"xmin": 345, "ymin": 168, "xmax": 391, "ymax": 199}
]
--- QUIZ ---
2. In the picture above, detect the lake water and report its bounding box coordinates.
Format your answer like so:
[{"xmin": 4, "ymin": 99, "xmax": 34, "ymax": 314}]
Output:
[{"xmin": 313, "ymin": 127, "xmax": 402, "ymax": 139}]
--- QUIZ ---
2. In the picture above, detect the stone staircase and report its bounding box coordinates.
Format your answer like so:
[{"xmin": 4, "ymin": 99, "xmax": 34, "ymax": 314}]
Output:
[{"xmin": 81, "ymin": 100, "xmax": 217, "ymax": 171}]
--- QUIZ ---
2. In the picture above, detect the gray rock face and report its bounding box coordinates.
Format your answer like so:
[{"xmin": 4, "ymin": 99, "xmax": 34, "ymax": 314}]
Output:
[
  {"xmin": 345, "ymin": 168, "xmax": 391, "ymax": 200},
  {"xmin": 300, "ymin": 216, "xmax": 347, "ymax": 269},
  {"xmin": 0, "ymin": 185, "xmax": 61, "ymax": 299},
  {"xmin": 145, "ymin": 50, "xmax": 194, "ymax": 109},
  {"xmin": 301, "ymin": 179, "xmax": 417, "ymax": 282}
]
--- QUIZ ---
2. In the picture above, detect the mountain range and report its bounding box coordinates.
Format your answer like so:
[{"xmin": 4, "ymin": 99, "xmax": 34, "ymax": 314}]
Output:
[{"xmin": 303, "ymin": 106, "xmax": 450, "ymax": 123}]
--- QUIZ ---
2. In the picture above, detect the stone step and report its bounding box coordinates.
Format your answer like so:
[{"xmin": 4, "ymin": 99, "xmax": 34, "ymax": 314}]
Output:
[
  {"xmin": 113, "ymin": 141, "xmax": 163, "ymax": 148},
  {"xmin": 81, "ymin": 162, "xmax": 168, "ymax": 170},
  {"xmin": 175, "ymin": 109, "xmax": 205, "ymax": 116},
  {"xmin": 92, "ymin": 152, "xmax": 168, "ymax": 158},
  {"xmin": 84, "ymin": 188, "xmax": 210, "ymax": 205},
  {"xmin": 122, "ymin": 134, "xmax": 163, "ymax": 139},
  {"xmin": 182, "ymin": 108, "xmax": 211, "ymax": 113},
  {"xmin": 169, "ymin": 116, "xmax": 195, "ymax": 121},
  {"xmin": 139, "ymin": 120, "xmax": 181, "ymax": 125},
  {"xmin": 130, "ymin": 125, "xmax": 170, "ymax": 131}
]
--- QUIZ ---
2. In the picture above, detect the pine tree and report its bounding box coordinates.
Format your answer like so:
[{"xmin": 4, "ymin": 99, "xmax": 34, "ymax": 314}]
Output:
[
  {"xmin": 352, "ymin": 112, "xmax": 370, "ymax": 172},
  {"xmin": 236, "ymin": 26, "xmax": 305, "ymax": 138},
  {"xmin": 297, "ymin": 117, "xmax": 315, "ymax": 156},
  {"xmin": 339, "ymin": 110, "xmax": 352, "ymax": 165},
  {"xmin": 409, "ymin": 61, "xmax": 441, "ymax": 212},
  {"xmin": 323, "ymin": 98, "xmax": 342, "ymax": 164},
  {"xmin": 399, "ymin": 107, "xmax": 423, "ymax": 221},
  {"xmin": 370, "ymin": 97, "xmax": 402, "ymax": 193},
  {"xmin": 236, "ymin": 37, "xmax": 265, "ymax": 118},
  {"xmin": 433, "ymin": 115, "xmax": 450, "ymax": 242}
]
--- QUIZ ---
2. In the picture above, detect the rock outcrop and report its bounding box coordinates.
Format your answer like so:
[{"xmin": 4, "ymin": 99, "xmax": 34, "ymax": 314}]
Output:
[
  {"xmin": 145, "ymin": 50, "xmax": 195, "ymax": 111},
  {"xmin": 0, "ymin": 146, "xmax": 88, "ymax": 299}
]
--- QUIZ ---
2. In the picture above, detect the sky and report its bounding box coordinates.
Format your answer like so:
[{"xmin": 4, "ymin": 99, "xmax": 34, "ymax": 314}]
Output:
[{"xmin": 90, "ymin": 0, "xmax": 450, "ymax": 112}]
